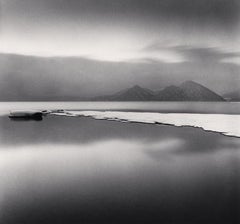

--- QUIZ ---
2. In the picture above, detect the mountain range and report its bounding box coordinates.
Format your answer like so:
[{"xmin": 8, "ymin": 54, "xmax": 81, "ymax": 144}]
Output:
[
  {"xmin": 94, "ymin": 81, "xmax": 225, "ymax": 101},
  {"xmin": 0, "ymin": 53, "xmax": 238, "ymax": 101}
]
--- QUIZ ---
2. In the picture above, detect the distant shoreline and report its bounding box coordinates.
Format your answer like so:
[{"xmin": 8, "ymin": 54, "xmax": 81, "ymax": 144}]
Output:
[{"xmin": 0, "ymin": 100, "xmax": 236, "ymax": 102}]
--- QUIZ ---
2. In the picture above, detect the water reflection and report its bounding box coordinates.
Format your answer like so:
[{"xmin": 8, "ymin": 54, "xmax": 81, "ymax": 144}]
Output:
[
  {"xmin": 9, "ymin": 116, "xmax": 43, "ymax": 121},
  {"xmin": 1, "ymin": 115, "xmax": 239, "ymax": 153},
  {"xmin": 0, "ymin": 114, "xmax": 239, "ymax": 224}
]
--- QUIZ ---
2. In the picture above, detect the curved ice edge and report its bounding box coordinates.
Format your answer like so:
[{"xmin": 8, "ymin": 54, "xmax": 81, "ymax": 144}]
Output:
[{"xmin": 51, "ymin": 111, "xmax": 240, "ymax": 138}]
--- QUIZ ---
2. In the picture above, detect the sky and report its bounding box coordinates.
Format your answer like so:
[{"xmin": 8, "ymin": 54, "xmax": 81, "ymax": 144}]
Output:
[
  {"xmin": 0, "ymin": 0, "xmax": 240, "ymax": 98},
  {"xmin": 0, "ymin": 0, "xmax": 239, "ymax": 63}
]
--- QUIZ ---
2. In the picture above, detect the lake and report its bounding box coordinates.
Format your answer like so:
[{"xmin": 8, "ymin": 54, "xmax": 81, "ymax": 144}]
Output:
[
  {"xmin": 1, "ymin": 101, "xmax": 240, "ymax": 114},
  {"xmin": 0, "ymin": 102, "xmax": 239, "ymax": 224}
]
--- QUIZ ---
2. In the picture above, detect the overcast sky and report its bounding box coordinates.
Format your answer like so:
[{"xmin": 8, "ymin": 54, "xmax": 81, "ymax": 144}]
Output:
[
  {"xmin": 0, "ymin": 0, "xmax": 239, "ymax": 63},
  {"xmin": 0, "ymin": 0, "xmax": 239, "ymax": 98}
]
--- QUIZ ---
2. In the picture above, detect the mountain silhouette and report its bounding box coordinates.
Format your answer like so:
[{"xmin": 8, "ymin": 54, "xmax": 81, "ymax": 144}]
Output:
[
  {"xmin": 94, "ymin": 81, "xmax": 225, "ymax": 101},
  {"xmin": 152, "ymin": 85, "xmax": 186, "ymax": 101},
  {"xmin": 0, "ymin": 54, "xmax": 235, "ymax": 101},
  {"xmin": 179, "ymin": 81, "xmax": 224, "ymax": 101},
  {"xmin": 94, "ymin": 85, "xmax": 155, "ymax": 101}
]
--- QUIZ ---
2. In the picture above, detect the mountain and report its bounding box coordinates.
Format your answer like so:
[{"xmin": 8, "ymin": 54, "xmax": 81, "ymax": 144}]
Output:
[
  {"xmin": 0, "ymin": 54, "xmax": 226, "ymax": 101},
  {"xmin": 223, "ymin": 90, "xmax": 240, "ymax": 101},
  {"xmin": 179, "ymin": 81, "xmax": 225, "ymax": 101},
  {"xmin": 153, "ymin": 85, "xmax": 186, "ymax": 101},
  {"xmin": 94, "ymin": 85, "xmax": 154, "ymax": 101},
  {"xmin": 0, "ymin": 53, "xmax": 237, "ymax": 101},
  {"xmin": 94, "ymin": 81, "xmax": 225, "ymax": 101}
]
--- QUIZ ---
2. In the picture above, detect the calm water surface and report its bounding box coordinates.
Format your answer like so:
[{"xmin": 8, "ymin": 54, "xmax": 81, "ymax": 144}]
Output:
[
  {"xmin": 0, "ymin": 102, "xmax": 239, "ymax": 224},
  {"xmin": 1, "ymin": 101, "xmax": 240, "ymax": 114}
]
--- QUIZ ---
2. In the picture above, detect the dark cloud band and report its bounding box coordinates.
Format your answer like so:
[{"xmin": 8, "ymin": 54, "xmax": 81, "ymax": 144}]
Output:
[{"xmin": 6, "ymin": 0, "xmax": 240, "ymax": 30}]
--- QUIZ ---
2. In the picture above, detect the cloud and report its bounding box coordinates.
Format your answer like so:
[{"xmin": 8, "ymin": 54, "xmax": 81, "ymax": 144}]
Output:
[
  {"xmin": 173, "ymin": 46, "xmax": 240, "ymax": 63},
  {"xmin": 222, "ymin": 57, "xmax": 240, "ymax": 65},
  {"xmin": 1, "ymin": 0, "xmax": 239, "ymax": 60},
  {"xmin": 4, "ymin": 0, "xmax": 239, "ymax": 29},
  {"xmin": 143, "ymin": 43, "xmax": 240, "ymax": 65}
]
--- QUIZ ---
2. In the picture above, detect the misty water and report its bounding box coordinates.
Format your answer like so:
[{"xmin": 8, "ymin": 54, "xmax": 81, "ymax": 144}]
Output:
[{"xmin": 0, "ymin": 102, "xmax": 239, "ymax": 224}]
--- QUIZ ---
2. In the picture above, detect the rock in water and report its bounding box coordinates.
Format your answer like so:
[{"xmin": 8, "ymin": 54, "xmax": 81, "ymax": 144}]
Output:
[{"xmin": 9, "ymin": 111, "xmax": 43, "ymax": 121}]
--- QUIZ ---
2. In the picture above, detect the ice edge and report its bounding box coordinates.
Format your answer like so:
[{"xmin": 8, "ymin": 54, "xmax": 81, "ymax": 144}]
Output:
[{"xmin": 51, "ymin": 111, "xmax": 240, "ymax": 138}]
